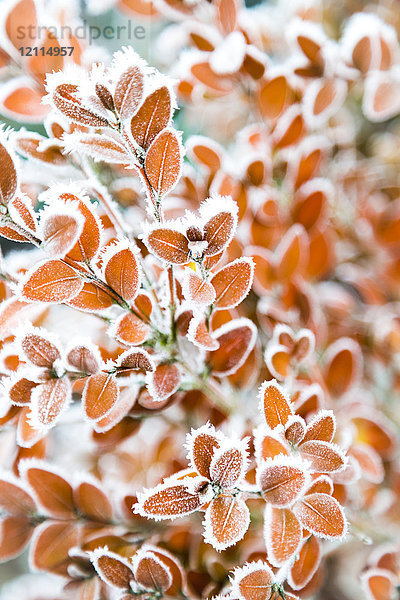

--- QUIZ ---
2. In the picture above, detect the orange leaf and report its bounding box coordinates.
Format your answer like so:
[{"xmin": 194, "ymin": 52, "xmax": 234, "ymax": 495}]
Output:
[
  {"xmin": 132, "ymin": 549, "xmax": 172, "ymax": 591},
  {"xmin": 145, "ymin": 129, "xmax": 182, "ymax": 197},
  {"xmin": 74, "ymin": 481, "xmax": 113, "ymax": 522},
  {"xmin": 30, "ymin": 520, "xmax": 79, "ymax": 575},
  {"xmin": 0, "ymin": 139, "xmax": 17, "ymax": 205},
  {"xmin": 204, "ymin": 495, "xmax": 249, "ymax": 551},
  {"xmin": 83, "ymin": 372, "xmax": 119, "ymax": 422},
  {"xmin": 20, "ymin": 259, "xmax": 83, "ymax": 304},
  {"xmin": 0, "ymin": 515, "xmax": 33, "ymax": 562},
  {"xmin": 293, "ymin": 493, "xmax": 347, "ymax": 539},
  {"xmin": 147, "ymin": 363, "xmax": 181, "ymax": 401},
  {"xmin": 145, "ymin": 228, "xmax": 189, "ymax": 264},
  {"xmin": 207, "ymin": 319, "xmax": 256, "ymax": 376},
  {"xmin": 211, "ymin": 257, "xmax": 254, "ymax": 309},
  {"xmin": 264, "ymin": 506, "xmax": 302, "ymax": 566},
  {"xmin": 113, "ymin": 312, "xmax": 150, "ymax": 346},
  {"xmin": 258, "ymin": 380, "xmax": 293, "ymax": 429},
  {"xmin": 130, "ymin": 86, "xmax": 172, "ymax": 149},
  {"xmin": 288, "ymin": 535, "xmax": 321, "ymax": 590},
  {"xmin": 103, "ymin": 244, "xmax": 140, "ymax": 301},
  {"xmin": 21, "ymin": 332, "xmax": 60, "ymax": 367},
  {"xmin": 114, "ymin": 65, "xmax": 144, "ymax": 120},
  {"xmin": 23, "ymin": 463, "xmax": 75, "ymax": 519},
  {"xmin": 258, "ymin": 458, "xmax": 307, "ymax": 507},
  {"xmin": 66, "ymin": 282, "xmax": 113, "ymax": 312}
]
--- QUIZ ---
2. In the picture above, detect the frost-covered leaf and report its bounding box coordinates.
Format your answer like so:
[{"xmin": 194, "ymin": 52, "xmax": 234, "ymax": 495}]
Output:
[
  {"xmin": 114, "ymin": 65, "xmax": 144, "ymax": 120},
  {"xmin": 21, "ymin": 462, "xmax": 75, "ymax": 519},
  {"xmin": 258, "ymin": 379, "xmax": 293, "ymax": 430},
  {"xmin": 186, "ymin": 424, "xmax": 221, "ymax": 479},
  {"xmin": 65, "ymin": 133, "xmax": 131, "ymax": 164},
  {"xmin": 207, "ymin": 319, "xmax": 257, "ymax": 376},
  {"xmin": 103, "ymin": 241, "xmax": 140, "ymax": 301},
  {"xmin": 231, "ymin": 561, "xmax": 274, "ymax": 600},
  {"xmin": 40, "ymin": 203, "xmax": 84, "ymax": 258},
  {"xmin": 91, "ymin": 549, "xmax": 133, "ymax": 589},
  {"xmin": 112, "ymin": 312, "xmax": 150, "ymax": 346},
  {"xmin": 66, "ymin": 282, "xmax": 113, "ymax": 312},
  {"xmin": 299, "ymin": 440, "xmax": 346, "ymax": 473},
  {"xmin": 145, "ymin": 129, "xmax": 183, "ymax": 197},
  {"xmin": 83, "ymin": 372, "xmax": 119, "ymax": 422},
  {"xmin": 288, "ymin": 535, "xmax": 321, "ymax": 590},
  {"xmin": 293, "ymin": 492, "xmax": 347, "ymax": 539},
  {"xmin": 30, "ymin": 378, "xmax": 71, "ymax": 430},
  {"xmin": 0, "ymin": 515, "xmax": 33, "ymax": 562},
  {"xmin": 264, "ymin": 505, "xmax": 302, "ymax": 567},
  {"xmin": 203, "ymin": 495, "xmax": 250, "ymax": 551},
  {"xmin": 211, "ymin": 257, "xmax": 254, "ymax": 309},
  {"xmin": 258, "ymin": 457, "xmax": 308, "ymax": 508},
  {"xmin": 0, "ymin": 475, "xmax": 36, "ymax": 515},
  {"xmin": 132, "ymin": 548, "xmax": 172, "ymax": 591},
  {"xmin": 182, "ymin": 270, "xmax": 216, "ymax": 306},
  {"xmin": 144, "ymin": 227, "xmax": 189, "ymax": 264},
  {"xmin": 0, "ymin": 138, "xmax": 18, "ymax": 206},
  {"xmin": 130, "ymin": 86, "xmax": 172, "ymax": 149},
  {"xmin": 134, "ymin": 481, "xmax": 201, "ymax": 520},
  {"xmin": 303, "ymin": 410, "xmax": 335, "ymax": 443},
  {"xmin": 20, "ymin": 330, "xmax": 61, "ymax": 368},
  {"xmin": 74, "ymin": 480, "xmax": 113, "ymax": 522},
  {"xmin": 146, "ymin": 363, "xmax": 180, "ymax": 401},
  {"xmin": 20, "ymin": 259, "xmax": 83, "ymax": 304},
  {"xmin": 209, "ymin": 444, "xmax": 247, "ymax": 488},
  {"xmin": 51, "ymin": 83, "xmax": 109, "ymax": 127}
]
